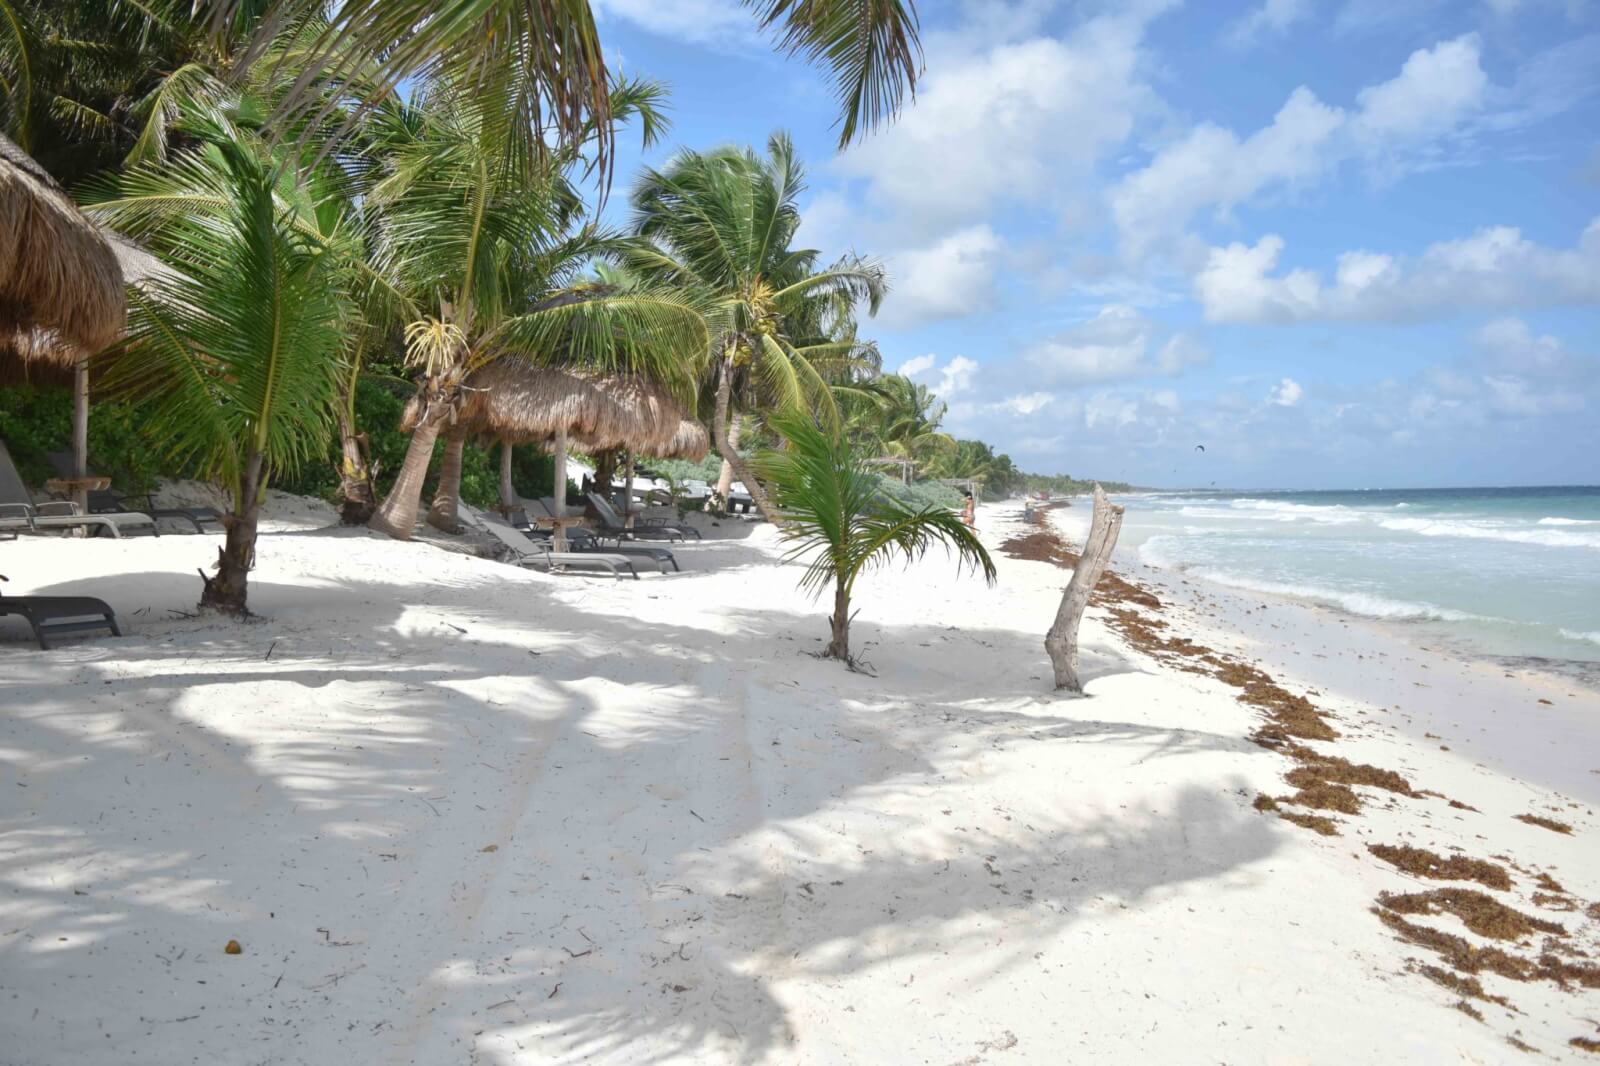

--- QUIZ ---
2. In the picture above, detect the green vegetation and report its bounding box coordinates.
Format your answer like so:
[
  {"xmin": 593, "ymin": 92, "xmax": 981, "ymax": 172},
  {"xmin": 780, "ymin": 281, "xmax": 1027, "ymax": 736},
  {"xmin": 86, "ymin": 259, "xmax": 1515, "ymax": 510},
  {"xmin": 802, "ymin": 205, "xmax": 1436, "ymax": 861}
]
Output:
[
  {"xmin": 757, "ymin": 414, "xmax": 995, "ymax": 666},
  {"xmin": 0, "ymin": 0, "xmax": 1131, "ymax": 616},
  {"xmin": 1023, "ymin": 473, "xmax": 1136, "ymax": 496}
]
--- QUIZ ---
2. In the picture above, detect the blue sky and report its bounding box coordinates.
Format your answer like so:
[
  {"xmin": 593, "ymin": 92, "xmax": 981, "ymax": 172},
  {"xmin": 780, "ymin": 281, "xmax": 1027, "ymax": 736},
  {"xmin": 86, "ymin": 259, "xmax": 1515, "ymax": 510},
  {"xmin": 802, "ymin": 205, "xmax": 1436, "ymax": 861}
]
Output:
[{"xmin": 586, "ymin": 0, "xmax": 1598, "ymax": 489}]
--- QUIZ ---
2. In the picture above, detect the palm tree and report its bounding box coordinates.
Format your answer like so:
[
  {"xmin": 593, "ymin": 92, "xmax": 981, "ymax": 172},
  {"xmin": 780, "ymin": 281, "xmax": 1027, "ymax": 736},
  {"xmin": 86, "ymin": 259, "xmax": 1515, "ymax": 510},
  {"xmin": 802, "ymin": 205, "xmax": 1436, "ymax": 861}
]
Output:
[
  {"xmin": 629, "ymin": 133, "xmax": 886, "ymax": 524},
  {"xmin": 361, "ymin": 81, "xmax": 706, "ymax": 539},
  {"xmin": 846, "ymin": 372, "xmax": 958, "ymax": 473},
  {"xmin": 90, "ymin": 117, "xmax": 350, "ymax": 614},
  {"xmin": 194, "ymin": 0, "xmax": 919, "ymax": 179},
  {"xmin": 756, "ymin": 413, "xmax": 994, "ymax": 666}
]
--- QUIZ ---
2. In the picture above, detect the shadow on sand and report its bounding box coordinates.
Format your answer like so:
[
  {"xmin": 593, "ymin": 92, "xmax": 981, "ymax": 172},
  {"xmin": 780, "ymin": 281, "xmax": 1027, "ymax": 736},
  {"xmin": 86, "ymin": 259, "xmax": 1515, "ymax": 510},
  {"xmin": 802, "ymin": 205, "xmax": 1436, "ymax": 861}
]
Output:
[{"xmin": 2, "ymin": 533, "xmax": 1277, "ymax": 1064}]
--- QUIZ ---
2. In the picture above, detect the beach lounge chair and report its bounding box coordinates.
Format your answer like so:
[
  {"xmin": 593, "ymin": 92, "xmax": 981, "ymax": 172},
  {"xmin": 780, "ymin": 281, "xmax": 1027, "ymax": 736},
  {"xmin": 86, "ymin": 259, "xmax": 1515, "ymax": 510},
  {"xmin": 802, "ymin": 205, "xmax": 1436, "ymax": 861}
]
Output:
[
  {"xmin": 46, "ymin": 452, "xmax": 222, "ymax": 533},
  {"xmin": 0, "ymin": 575, "xmax": 121, "ymax": 649},
  {"xmin": 0, "ymin": 442, "xmax": 155, "ymax": 539},
  {"xmin": 507, "ymin": 510, "xmax": 678, "ymax": 573},
  {"xmin": 586, "ymin": 493, "xmax": 699, "ymax": 543},
  {"xmin": 478, "ymin": 513, "xmax": 641, "ymax": 580}
]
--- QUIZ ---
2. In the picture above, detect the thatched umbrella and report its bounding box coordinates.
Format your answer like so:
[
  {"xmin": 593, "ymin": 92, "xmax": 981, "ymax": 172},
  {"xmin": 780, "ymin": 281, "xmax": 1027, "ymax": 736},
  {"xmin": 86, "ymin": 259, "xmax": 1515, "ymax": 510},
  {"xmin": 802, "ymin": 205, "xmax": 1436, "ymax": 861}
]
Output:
[
  {"xmin": 640, "ymin": 418, "xmax": 710, "ymax": 462},
  {"xmin": 402, "ymin": 358, "xmax": 686, "ymax": 545},
  {"xmin": 611, "ymin": 417, "xmax": 711, "ymax": 520},
  {"xmin": 0, "ymin": 135, "xmax": 125, "ymax": 366},
  {"xmin": 0, "ymin": 134, "xmax": 128, "ymax": 510}
]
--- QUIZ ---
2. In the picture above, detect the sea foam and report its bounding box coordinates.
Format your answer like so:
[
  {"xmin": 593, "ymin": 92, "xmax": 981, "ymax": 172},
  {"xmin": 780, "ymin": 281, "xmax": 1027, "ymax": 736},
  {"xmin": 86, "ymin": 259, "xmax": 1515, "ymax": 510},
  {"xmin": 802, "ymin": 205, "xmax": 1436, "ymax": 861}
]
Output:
[
  {"xmin": 1187, "ymin": 570, "xmax": 1481, "ymax": 622},
  {"xmin": 1379, "ymin": 517, "xmax": 1600, "ymax": 550}
]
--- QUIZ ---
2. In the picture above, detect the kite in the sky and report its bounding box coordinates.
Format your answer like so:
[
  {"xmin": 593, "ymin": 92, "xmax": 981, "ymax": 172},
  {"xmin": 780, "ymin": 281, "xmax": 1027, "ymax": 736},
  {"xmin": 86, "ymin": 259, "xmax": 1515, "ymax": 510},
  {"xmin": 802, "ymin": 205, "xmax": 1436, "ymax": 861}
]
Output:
[{"xmin": 1194, "ymin": 444, "xmax": 1206, "ymax": 452}]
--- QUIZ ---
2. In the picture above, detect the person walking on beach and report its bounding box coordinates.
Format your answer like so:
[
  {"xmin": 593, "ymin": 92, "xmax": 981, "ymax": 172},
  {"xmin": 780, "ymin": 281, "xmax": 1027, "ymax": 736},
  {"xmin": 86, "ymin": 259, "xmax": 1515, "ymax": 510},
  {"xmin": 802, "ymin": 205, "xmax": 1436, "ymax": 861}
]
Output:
[{"xmin": 960, "ymin": 489, "xmax": 976, "ymax": 528}]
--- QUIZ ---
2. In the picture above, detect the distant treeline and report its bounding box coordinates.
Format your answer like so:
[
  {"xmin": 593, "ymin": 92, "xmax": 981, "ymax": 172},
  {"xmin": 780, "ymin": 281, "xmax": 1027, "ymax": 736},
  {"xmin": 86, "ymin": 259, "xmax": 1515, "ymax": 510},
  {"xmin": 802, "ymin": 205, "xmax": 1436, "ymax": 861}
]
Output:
[{"xmin": 1022, "ymin": 473, "xmax": 1135, "ymax": 495}]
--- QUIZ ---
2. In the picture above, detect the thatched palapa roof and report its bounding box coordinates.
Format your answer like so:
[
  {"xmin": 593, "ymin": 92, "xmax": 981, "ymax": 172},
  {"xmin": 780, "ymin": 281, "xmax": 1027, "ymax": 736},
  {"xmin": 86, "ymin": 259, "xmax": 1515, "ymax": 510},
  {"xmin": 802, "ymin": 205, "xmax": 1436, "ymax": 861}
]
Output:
[
  {"xmin": 0, "ymin": 134, "xmax": 125, "ymax": 369},
  {"xmin": 640, "ymin": 418, "xmax": 710, "ymax": 461},
  {"xmin": 403, "ymin": 358, "xmax": 687, "ymax": 453}
]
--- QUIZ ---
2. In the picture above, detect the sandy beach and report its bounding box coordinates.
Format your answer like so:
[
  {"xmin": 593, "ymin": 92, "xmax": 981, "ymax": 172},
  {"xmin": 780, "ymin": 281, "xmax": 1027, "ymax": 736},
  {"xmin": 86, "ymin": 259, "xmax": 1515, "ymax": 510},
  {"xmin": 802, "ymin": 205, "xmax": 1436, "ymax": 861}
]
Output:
[{"xmin": 3, "ymin": 500, "xmax": 1598, "ymax": 1064}]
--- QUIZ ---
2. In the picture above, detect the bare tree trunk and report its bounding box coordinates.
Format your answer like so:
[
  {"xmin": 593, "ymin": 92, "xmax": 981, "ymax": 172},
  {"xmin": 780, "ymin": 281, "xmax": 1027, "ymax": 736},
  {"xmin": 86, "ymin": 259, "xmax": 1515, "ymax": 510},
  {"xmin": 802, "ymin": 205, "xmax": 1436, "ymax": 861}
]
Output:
[
  {"xmin": 1044, "ymin": 485, "xmax": 1125, "ymax": 693},
  {"xmin": 711, "ymin": 354, "xmax": 782, "ymax": 525},
  {"xmin": 552, "ymin": 425, "xmax": 569, "ymax": 553},
  {"xmin": 714, "ymin": 414, "xmax": 741, "ymax": 511},
  {"xmin": 200, "ymin": 452, "xmax": 262, "ymax": 616},
  {"xmin": 427, "ymin": 427, "xmax": 466, "ymax": 533},
  {"xmin": 369, "ymin": 414, "xmax": 443, "ymax": 540},
  {"xmin": 498, "ymin": 440, "xmax": 516, "ymax": 515},
  {"xmin": 825, "ymin": 579, "xmax": 851, "ymax": 661}
]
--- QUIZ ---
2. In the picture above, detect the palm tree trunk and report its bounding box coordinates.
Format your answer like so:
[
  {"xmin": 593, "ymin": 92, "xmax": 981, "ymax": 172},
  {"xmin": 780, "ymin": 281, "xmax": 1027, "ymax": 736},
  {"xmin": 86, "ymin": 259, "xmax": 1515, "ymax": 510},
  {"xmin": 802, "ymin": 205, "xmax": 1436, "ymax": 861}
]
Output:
[
  {"xmin": 200, "ymin": 451, "xmax": 262, "ymax": 616},
  {"xmin": 369, "ymin": 414, "xmax": 444, "ymax": 540},
  {"xmin": 336, "ymin": 421, "xmax": 378, "ymax": 525},
  {"xmin": 712, "ymin": 354, "xmax": 782, "ymax": 525},
  {"xmin": 714, "ymin": 414, "xmax": 741, "ymax": 511},
  {"xmin": 498, "ymin": 440, "xmax": 516, "ymax": 515},
  {"xmin": 825, "ymin": 579, "xmax": 851, "ymax": 660},
  {"xmin": 427, "ymin": 427, "xmax": 466, "ymax": 533},
  {"xmin": 335, "ymin": 357, "xmax": 377, "ymax": 525}
]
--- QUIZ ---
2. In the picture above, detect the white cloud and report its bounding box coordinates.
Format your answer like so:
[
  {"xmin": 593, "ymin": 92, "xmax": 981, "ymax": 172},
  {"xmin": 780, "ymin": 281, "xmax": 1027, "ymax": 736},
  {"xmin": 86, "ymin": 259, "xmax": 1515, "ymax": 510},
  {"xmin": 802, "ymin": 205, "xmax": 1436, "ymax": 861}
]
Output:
[
  {"xmin": 1195, "ymin": 216, "xmax": 1600, "ymax": 323},
  {"xmin": 1226, "ymin": 0, "xmax": 1312, "ymax": 48},
  {"xmin": 1268, "ymin": 378, "xmax": 1304, "ymax": 406},
  {"xmin": 878, "ymin": 225, "xmax": 1004, "ymax": 327},
  {"xmin": 936, "ymin": 355, "xmax": 980, "ymax": 397},
  {"xmin": 999, "ymin": 391, "xmax": 1056, "ymax": 415},
  {"xmin": 901, "ymin": 353, "xmax": 980, "ymax": 399},
  {"xmin": 1024, "ymin": 306, "xmax": 1209, "ymax": 385},
  {"xmin": 590, "ymin": 0, "xmax": 751, "ymax": 47},
  {"xmin": 836, "ymin": 15, "xmax": 1157, "ymax": 236},
  {"xmin": 1085, "ymin": 392, "xmax": 1140, "ymax": 429},
  {"xmin": 1473, "ymin": 317, "xmax": 1592, "ymax": 381},
  {"xmin": 1110, "ymin": 87, "xmax": 1344, "ymax": 259},
  {"xmin": 1349, "ymin": 34, "xmax": 1488, "ymax": 147},
  {"xmin": 1110, "ymin": 35, "xmax": 1493, "ymax": 258}
]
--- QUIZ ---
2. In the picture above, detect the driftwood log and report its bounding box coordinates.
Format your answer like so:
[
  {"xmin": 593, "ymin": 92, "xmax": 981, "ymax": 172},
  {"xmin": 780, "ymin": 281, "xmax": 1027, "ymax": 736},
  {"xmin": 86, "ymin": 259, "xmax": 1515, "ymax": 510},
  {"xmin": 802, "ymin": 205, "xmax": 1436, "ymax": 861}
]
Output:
[{"xmin": 1044, "ymin": 484, "xmax": 1125, "ymax": 692}]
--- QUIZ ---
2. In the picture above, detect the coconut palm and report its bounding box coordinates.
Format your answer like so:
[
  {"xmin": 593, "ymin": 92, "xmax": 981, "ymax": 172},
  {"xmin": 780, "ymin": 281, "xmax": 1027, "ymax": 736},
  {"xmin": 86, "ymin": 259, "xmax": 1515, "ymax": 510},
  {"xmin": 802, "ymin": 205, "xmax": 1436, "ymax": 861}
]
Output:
[
  {"xmin": 194, "ymin": 0, "xmax": 919, "ymax": 180},
  {"xmin": 846, "ymin": 372, "xmax": 958, "ymax": 471},
  {"xmin": 756, "ymin": 413, "xmax": 994, "ymax": 666},
  {"xmin": 629, "ymin": 133, "xmax": 886, "ymax": 523},
  {"xmin": 361, "ymin": 81, "xmax": 707, "ymax": 539},
  {"xmin": 0, "ymin": 0, "xmax": 300, "ymax": 181},
  {"xmin": 90, "ymin": 117, "xmax": 350, "ymax": 614}
]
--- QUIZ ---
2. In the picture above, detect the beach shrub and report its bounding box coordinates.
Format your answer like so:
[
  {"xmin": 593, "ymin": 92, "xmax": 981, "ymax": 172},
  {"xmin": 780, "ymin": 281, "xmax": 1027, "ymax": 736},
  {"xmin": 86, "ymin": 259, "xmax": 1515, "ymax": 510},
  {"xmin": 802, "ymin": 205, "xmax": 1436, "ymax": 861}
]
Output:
[
  {"xmin": 873, "ymin": 475, "xmax": 962, "ymax": 510},
  {"xmin": 0, "ymin": 385, "xmax": 170, "ymax": 495}
]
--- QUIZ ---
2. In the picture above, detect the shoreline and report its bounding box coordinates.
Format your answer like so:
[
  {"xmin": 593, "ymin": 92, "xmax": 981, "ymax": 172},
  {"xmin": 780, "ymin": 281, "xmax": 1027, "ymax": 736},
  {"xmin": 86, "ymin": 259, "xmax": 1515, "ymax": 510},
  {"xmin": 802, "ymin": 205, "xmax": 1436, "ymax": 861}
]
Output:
[
  {"xmin": 3, "ymin": 499, "xmax": 1598, "ymax": 1062},
  {"xmin": 1044, "ymin": 497, "xmax": 1600, "ymax": 805}
]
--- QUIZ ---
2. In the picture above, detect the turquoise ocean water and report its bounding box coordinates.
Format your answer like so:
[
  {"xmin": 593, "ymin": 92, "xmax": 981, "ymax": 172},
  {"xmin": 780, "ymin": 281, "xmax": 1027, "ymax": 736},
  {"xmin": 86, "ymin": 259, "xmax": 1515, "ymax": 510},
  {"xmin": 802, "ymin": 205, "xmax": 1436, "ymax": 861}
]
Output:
[{"xmin": 1109, "ymin": 485, "xmax": 1600, "ymax": 685}]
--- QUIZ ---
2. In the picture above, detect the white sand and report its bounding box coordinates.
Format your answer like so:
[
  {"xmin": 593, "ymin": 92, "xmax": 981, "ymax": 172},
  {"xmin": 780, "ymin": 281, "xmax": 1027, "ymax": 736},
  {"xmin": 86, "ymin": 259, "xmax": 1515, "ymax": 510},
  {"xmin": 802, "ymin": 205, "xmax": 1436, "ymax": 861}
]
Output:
[{"xmin": 2, "ymin": 502, "xmax": 1597, "ymax": 1064}]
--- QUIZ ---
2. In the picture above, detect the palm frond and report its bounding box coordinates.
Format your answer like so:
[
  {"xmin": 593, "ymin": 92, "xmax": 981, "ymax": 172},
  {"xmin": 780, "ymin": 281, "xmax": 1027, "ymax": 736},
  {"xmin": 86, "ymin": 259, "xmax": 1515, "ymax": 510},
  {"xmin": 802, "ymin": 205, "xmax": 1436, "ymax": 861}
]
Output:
[
  {"xmin": 745, "ymin": 0, "xmax": 922, "ymax": 148},
  {"xmin": 757, "ymin": 412, "xmax": 996, "ymax": 603}
]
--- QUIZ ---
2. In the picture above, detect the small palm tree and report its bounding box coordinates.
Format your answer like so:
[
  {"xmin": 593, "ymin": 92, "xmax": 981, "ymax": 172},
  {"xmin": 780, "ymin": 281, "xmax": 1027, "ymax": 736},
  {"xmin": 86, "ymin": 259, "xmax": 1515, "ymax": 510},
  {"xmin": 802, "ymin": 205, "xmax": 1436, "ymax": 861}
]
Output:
[
  {"xmin": 757, "ymin": 413, "xmax": 995, "ymax": 667},
  {"xmin": 93, "ymin": 119, "xmax": 350, "ymax": 615}
]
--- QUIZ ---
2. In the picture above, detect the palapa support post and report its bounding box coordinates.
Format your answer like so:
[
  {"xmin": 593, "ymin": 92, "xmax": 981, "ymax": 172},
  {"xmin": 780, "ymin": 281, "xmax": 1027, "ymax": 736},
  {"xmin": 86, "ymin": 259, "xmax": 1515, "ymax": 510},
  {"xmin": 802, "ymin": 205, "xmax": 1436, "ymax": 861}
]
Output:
[
  {"xmin": 552, "ymin": 425, "xmax": 569, "ymax": 553},
  {"xmin": 622, "ymin": 452, "xmax": 636, "ymax": 529},
  {"xmin": 72, "ymin": 359, "xmax": 90, "ymax": 517},
  {"xmin": 498, "ymin": 440, "xmax": 515, "ymax": 516},
  {"xmin": 1043, "ymin": 484, "xmax": 1125, "ymax": 694}
]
